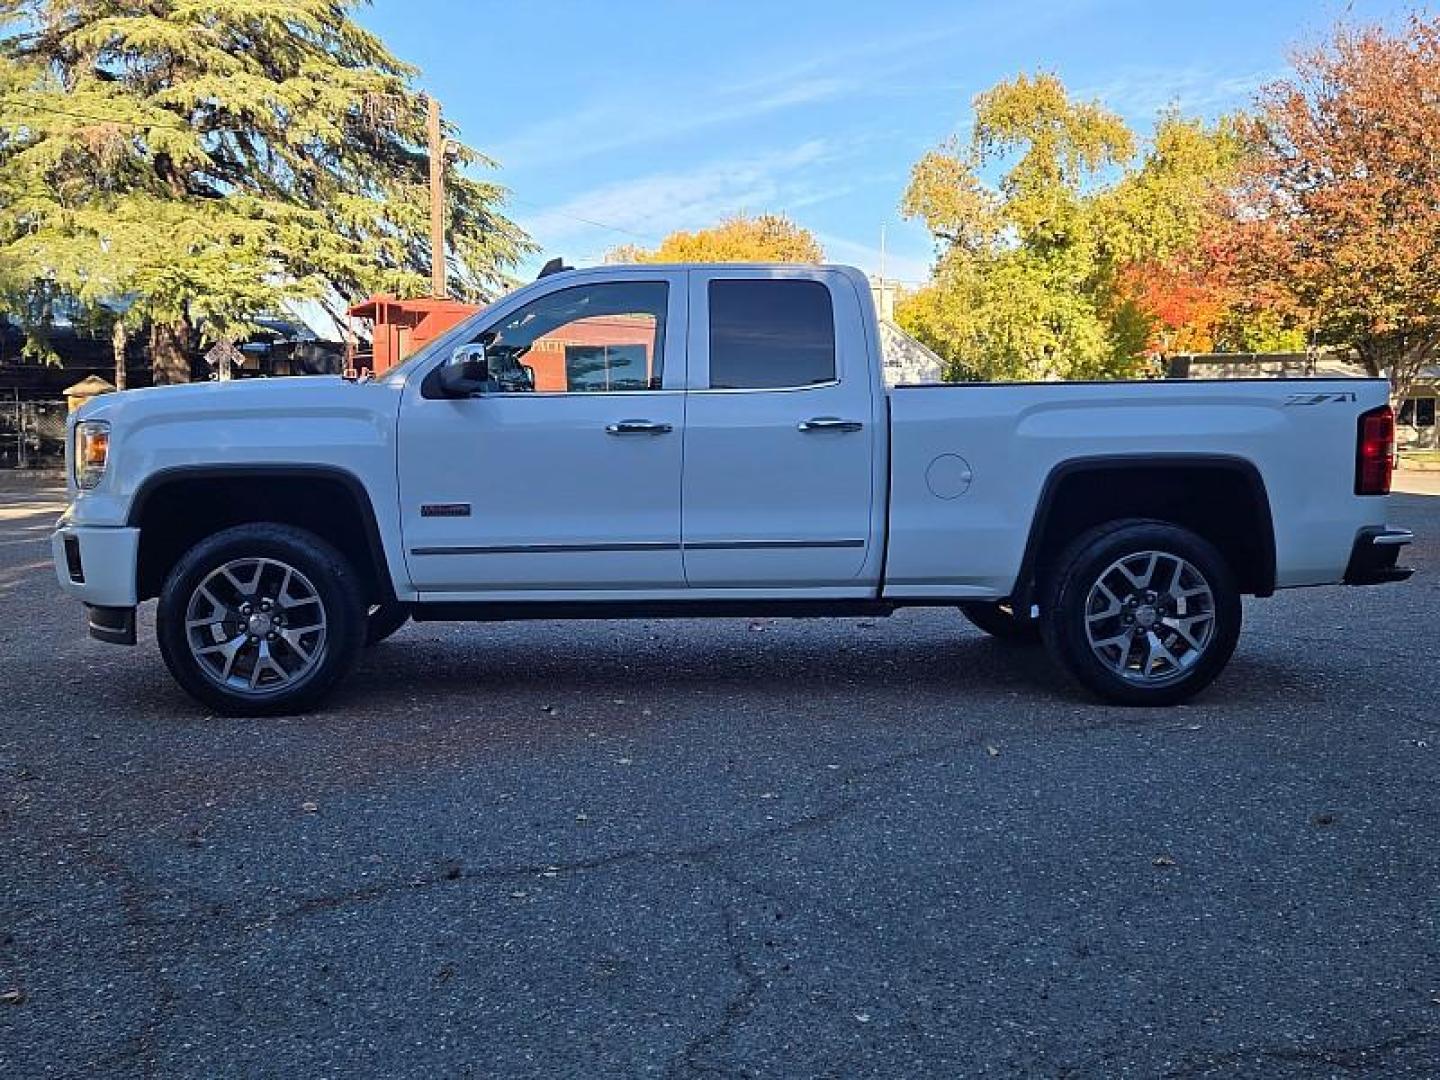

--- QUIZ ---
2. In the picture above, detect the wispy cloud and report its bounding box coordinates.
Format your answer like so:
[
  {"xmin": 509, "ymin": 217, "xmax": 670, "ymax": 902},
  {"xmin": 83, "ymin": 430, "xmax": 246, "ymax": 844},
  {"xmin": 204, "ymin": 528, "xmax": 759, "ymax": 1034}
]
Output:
[
  {"xmin": 489, "ymin": 80, "xmax": 852, "ymax": 171},
  {"xmin": 521, "ymin": 140, "xmax": 853, "ymax": 258},
  {"xmin": 491, "ymin": 3, "xmax": 1095, "ymax": 171},
  {"xmin": 1076, "ymin": 65, "xmax": 1276, "ymax": 122}
]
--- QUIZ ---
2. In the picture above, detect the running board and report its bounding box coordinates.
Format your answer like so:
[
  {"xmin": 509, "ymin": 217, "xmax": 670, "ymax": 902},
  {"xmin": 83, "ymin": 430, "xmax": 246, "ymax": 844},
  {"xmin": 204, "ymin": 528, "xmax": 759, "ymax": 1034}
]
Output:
[{"xmin": 411, "ymin": 599, "xmax": 902, "ymax": 623}]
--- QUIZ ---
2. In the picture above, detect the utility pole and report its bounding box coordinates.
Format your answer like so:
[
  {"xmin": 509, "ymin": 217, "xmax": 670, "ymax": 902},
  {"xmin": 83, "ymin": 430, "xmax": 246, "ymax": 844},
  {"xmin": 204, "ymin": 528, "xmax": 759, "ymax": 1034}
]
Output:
[{"xmin": 427, "ymin": 94, "xmax": 446, "ymax": 299}]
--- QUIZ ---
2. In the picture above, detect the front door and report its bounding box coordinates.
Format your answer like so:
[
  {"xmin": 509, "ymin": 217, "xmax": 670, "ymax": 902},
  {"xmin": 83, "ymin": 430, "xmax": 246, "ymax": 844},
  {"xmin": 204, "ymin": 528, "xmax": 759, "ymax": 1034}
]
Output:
[
  {"xmin": 681, "ymin": 270, "xmax": 880, "ymax": 589},
  {"xmin": 398, "ymin": 272, "xmax": 688, "ymax": 596}
]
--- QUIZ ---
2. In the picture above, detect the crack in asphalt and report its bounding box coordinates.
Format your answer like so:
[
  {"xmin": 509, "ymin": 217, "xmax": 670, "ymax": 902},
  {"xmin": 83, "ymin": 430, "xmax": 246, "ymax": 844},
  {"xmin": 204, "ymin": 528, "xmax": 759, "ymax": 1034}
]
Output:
[
  {"xmin": 665, "ymin": 905, "xmax": 766, "ymax": 1080},
  {"xmin": 1162, "ymin": 1027, "xmax": 1440, "ymax": 1077},
  {"xmin": 221, "ymin": 731, "xmax": 991, "ymax": 933},
  {"xmin": 245, "ymin": 782, "xmax": 892, "ymax": 931},
  {"xmin": 74, "ymin": 847, "xmax": 181, "ymax": 1080}
]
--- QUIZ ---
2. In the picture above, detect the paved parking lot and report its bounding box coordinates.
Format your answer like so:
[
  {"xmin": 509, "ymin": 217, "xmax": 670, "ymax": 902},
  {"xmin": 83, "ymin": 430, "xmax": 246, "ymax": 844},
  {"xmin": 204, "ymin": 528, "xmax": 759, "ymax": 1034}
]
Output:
[{"xmin": 1, "ymin": 474, "xmax": 1436, "ymax": 1077}]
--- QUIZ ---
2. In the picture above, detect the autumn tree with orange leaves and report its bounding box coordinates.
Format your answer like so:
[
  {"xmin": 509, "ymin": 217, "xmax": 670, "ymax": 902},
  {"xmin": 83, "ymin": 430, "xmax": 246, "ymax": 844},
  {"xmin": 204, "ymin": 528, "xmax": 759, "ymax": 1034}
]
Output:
[{"xmin": 1234, "ymin": 14, "xmax": 1440, "ymax": 403}]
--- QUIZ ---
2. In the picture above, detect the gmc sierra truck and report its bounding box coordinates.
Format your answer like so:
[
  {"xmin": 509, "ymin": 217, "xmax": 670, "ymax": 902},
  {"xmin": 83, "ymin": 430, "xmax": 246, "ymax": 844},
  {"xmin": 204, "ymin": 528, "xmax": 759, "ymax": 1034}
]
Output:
[{"xmin": 51, "ymin": 264, "xmax": 1414, "ymax": 715}]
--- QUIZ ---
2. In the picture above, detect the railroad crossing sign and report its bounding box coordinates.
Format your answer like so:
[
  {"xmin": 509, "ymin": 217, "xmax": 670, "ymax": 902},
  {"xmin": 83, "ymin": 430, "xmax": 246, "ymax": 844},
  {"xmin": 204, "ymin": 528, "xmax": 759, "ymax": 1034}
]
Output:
[{"xmin": 204, "ymin": 339, "xmax": 245, "ymax": 381}]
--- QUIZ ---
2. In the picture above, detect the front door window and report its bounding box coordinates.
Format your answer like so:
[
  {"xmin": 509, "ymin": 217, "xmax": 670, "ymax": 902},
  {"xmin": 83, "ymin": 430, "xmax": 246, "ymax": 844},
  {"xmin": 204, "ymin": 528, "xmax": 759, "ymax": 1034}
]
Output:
[{"xmin": 475, "ymin": 282, "xmax": 668, "ymax": 393}]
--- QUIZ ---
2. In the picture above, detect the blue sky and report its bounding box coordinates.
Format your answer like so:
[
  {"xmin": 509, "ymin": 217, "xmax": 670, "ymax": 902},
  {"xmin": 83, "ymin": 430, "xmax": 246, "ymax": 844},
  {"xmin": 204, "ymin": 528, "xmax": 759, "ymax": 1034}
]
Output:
[{"xmin": 358, "ymin": 0, "xmax": 1420, "ymax": 284}]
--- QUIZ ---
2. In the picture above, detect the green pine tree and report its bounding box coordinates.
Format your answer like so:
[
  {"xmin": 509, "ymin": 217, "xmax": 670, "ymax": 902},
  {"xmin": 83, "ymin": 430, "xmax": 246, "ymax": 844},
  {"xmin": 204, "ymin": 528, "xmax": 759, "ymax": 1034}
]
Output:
[{"xmin": 0, "ymin": 0, "xmax": 531, "ymax": 383}]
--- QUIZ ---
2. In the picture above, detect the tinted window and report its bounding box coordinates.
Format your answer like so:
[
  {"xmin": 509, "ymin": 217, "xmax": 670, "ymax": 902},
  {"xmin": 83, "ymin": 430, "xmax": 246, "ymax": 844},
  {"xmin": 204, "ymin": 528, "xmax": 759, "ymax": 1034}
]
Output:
[
  {"xmin": 707, "ymin": 280, "xmax": 836, "ymax": 389},
  {"xmin": 477, "ymin": 282, "xmax": 667, "ymax": 392}
]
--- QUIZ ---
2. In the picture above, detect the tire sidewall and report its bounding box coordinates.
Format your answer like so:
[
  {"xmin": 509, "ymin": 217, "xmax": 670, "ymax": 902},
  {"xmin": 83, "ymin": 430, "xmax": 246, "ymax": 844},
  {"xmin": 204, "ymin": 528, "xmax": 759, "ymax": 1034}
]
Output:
[
  {"xmin": 156, "ymin": 524, "xmax": 365, "ymax": 715},
  {"xmin": 1043, "ymin": 521, "xmax": 1241, "ymax": 706}
]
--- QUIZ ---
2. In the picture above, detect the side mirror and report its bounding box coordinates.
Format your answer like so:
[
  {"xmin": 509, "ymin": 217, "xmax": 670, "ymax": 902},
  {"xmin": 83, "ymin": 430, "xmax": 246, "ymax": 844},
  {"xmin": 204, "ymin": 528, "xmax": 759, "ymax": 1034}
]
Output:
[{"xmin": 437, "ymin": 343, "xmax": 490, "ymax": 397}]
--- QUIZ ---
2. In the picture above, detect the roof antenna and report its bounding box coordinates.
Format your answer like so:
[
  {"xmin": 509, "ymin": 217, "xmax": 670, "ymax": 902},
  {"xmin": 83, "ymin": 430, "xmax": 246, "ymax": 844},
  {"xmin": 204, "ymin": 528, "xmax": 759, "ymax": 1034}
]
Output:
[{"xmin": 537, "ymin": 257, "xmax": 573, "ymax": 279}]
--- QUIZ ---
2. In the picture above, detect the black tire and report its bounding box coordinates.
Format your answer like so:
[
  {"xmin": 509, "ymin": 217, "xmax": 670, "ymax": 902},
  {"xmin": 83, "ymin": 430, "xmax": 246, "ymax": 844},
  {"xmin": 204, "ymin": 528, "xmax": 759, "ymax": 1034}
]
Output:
[
  {"xmin": 156, "ymin": 523, "xmax": 366, "ymax": 716},
  {"xmin": 365, "ymin": 601, "xmax": 411, "ymax": 646},
  {"xmin": 958, "ymin": 601, "xmax": 1041, "ymax": 644},
  {"xmin": 1040, "ymin": 519, "xmax": 1241, "ymax": 707}
]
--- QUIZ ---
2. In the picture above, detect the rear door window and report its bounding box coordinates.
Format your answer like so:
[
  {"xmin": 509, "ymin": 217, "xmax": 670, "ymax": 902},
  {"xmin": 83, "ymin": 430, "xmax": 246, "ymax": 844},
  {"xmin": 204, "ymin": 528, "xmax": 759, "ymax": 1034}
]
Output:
[{"xmin": 707, "ymin": 280, "xmax": 836, "ymax": 390}]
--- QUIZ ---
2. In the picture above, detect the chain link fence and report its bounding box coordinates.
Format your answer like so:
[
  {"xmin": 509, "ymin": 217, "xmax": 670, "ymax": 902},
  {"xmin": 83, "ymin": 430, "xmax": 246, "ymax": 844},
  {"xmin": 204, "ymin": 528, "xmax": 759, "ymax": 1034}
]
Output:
[{"xmin": 0, "ymin": 392, "xmax": 67, "ymax": 469}]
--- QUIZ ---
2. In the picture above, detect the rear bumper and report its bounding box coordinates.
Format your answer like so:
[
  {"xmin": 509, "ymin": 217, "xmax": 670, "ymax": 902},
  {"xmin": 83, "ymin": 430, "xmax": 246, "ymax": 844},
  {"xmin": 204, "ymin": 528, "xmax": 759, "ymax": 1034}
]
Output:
[{"xmin": 1343, "ymin": 527, "xmax": 1415, "ymax": 586}]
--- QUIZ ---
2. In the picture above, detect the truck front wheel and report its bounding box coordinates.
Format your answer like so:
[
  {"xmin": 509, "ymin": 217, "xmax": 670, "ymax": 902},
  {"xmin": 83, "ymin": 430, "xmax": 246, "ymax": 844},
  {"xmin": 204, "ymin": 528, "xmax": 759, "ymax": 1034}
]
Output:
[
  {"xmin": 156, "ymin": 524, "xmax": 366, "ymax": 716},
  {"xmin": 1040, "ymin": 520, "xmax": 1241, "ymax": 706}
]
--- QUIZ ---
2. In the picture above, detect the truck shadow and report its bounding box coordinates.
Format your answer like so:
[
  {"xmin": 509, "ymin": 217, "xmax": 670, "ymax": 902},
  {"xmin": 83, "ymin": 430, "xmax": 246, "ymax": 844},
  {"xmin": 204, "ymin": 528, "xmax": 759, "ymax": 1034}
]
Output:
[{"xmin": 334, "ymin": 615, "xmax": 1327, "ymax": 718}]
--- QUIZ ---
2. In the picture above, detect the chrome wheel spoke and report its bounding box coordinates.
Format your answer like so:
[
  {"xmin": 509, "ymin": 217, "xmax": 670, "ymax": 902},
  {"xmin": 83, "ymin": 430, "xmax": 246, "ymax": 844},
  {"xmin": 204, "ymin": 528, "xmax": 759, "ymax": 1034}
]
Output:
[
  {"xmin": 1144, "ymin": 630, "xmax": 1182, "ymax": 674},
  {"xmin": 279, "ymin": 627, "xmax": 314, "ymax": 662},
  {"xmin": 1086, "ymin": 581, "xmax": 1123, "ymax": 623},
  {"xmin": 1162, "ymin": 612, "xmax": 1213, "ymax": 651}
]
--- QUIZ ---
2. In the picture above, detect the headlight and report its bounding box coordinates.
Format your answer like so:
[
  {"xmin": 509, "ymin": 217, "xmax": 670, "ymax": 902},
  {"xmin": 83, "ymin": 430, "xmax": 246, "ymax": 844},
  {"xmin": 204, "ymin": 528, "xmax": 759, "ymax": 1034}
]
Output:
[{"xmin": 74, "ymin": 420, "xmax": 110, "ymax": 490}]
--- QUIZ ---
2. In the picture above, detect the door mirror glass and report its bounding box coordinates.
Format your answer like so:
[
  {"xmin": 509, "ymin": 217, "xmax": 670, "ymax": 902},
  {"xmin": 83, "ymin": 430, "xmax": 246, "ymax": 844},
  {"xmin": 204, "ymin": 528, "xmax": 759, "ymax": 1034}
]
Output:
[{"xmin": 438, "ymin": 343, "xmax": 490, "ymax": 397}]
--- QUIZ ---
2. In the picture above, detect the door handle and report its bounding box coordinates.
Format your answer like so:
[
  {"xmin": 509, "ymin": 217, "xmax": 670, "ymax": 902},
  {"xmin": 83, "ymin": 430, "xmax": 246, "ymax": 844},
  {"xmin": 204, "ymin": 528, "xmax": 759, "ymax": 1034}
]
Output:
[
  {"xmin": 798, "ymin": 417, "xmax": 864, "ymax": 433},
  {"xmin": 605, "ymin": 419, "xmax": 673, "ymax": 435}
]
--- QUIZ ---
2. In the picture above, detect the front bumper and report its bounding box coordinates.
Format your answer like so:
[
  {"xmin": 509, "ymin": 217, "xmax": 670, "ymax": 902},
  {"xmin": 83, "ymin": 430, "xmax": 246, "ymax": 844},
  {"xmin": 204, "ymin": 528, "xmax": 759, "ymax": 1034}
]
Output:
[
  {"xmin": 1343, "ymin": 527, "xmax": 1415, "ymax": 586},
  {"xmin": 51, "ymin": 524, "xmax": 142, "ymax": 643}
]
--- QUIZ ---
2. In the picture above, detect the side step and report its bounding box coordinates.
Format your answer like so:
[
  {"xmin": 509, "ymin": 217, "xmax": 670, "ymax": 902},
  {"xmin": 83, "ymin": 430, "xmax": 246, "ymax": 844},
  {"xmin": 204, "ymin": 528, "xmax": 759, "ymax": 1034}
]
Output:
[{"xmin": 411, "ymin": 599, "xmax": 901, "ymax": 623}]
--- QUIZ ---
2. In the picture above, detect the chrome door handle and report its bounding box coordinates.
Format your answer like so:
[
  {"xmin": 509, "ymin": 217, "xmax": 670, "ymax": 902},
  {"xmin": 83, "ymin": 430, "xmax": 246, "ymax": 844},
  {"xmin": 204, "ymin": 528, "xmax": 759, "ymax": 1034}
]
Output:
[
  {"xmin": 798, "ymin": 417, "xmax": 864, "ymax": 432},
  {"xmin": 605, "ymin": 419, "xmax": 673, "ymax": 435}
]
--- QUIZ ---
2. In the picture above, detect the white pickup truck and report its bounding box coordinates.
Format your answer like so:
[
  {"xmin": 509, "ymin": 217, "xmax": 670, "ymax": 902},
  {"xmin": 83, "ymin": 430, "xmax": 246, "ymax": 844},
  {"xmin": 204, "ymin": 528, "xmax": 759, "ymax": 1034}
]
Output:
[{"xmin": 52, "ymin": 264, "xmax": 1414, "ymax": 714}]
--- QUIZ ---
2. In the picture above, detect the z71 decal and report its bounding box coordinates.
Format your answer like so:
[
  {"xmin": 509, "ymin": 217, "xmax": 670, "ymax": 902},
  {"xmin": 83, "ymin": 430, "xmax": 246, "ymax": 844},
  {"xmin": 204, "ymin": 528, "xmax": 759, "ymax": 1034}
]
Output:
[{"xmin": 1282, "ymin": 391, "xmax": 1358, "ymax": 406}]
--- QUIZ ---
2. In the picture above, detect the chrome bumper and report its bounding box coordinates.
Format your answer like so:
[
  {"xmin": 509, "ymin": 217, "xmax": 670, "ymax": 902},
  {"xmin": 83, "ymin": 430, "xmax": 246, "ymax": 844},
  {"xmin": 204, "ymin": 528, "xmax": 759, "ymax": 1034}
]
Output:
[{"xmin": 1343, "ymin": 528, "xmax": 1415, "ymax": 586}]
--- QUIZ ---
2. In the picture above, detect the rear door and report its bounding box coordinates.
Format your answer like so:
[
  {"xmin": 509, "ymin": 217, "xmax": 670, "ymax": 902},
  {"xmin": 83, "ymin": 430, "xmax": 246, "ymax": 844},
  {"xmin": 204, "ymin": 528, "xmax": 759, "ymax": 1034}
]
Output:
[{"xmin": 681, "ymin": 269, "xmax": 882, "ymax": 590}]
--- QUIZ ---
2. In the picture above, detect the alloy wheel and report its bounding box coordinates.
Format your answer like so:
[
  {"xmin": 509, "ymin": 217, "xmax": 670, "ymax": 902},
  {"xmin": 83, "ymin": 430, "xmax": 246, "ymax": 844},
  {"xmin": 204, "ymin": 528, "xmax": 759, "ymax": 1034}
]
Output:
[
  {"xmin": 1082, "ymin": 550, "xmax": 1216, "ymax": 685},
  {"xmin": 184, "ymin": 557, "xmax": 328, "ymax": 695}
]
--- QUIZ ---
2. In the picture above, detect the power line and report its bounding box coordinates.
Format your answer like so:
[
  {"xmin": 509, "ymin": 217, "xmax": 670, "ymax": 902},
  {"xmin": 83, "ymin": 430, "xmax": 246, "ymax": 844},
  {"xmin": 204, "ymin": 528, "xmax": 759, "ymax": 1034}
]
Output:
[
  {"xmin": 1, "ymin": 97, "xmax": 191, "ymax": 132},
  {"xmin": 507, "ymin": 195, "xmax": 660, "ymax": 244}
]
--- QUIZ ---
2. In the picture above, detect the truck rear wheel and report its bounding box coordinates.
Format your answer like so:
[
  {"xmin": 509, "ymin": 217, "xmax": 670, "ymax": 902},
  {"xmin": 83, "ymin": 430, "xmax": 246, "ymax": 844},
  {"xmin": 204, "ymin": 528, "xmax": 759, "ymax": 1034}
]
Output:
[
  {"xmin": 1040, "ymin": 519, "xmax": 1241, "ymax": 706},
  {"xmin": 958, "ymin": 601, "xmax": 1041, "ymax": 643},
  {"xmin": 156, "ymin": 524, "xmax": 366, "ymax": 716}
]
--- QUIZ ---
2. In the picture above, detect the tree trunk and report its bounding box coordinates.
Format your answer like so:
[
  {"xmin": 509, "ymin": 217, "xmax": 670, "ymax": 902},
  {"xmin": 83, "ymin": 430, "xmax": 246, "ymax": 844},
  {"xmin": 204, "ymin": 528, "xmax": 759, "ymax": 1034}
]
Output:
[
  {"xmin": 1390, "ymin": 337, "xmax": 1438, "ymax": 413},
  {"xmin": 151, "ymin": 319, "xmax": 191, "ymax": 385},
  {"xmin": 112, "ymin": 320, "xmax": 127, "ymax": 391},
  {"xmin": 1353, "ymin": 343, "xmax": 1384, "ymax": 379}
]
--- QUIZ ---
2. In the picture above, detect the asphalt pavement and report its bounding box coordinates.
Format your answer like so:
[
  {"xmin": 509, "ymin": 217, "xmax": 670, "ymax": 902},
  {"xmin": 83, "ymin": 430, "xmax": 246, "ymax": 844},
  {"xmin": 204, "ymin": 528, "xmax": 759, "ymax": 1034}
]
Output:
[{"xmin": 1, "ymin": 473, "xmax": 1436, "ymax": 1078}]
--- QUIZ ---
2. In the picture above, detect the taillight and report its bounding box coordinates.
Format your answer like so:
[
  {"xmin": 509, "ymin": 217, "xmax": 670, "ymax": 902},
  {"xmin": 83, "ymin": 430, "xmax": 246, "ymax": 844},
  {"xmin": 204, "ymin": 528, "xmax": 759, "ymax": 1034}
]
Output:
[{"xmin": 1355, "ymin": 405, "xmax": 1395, "ymax": 496}]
